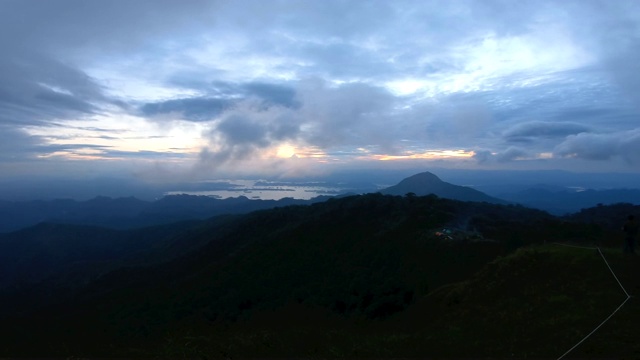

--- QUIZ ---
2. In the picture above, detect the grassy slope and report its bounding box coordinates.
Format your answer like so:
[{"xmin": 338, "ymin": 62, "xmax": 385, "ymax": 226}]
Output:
[
  {"xmin": 156, "ymin": 244, "xmax": 640, "ymax": 359},
  {"xmin": 407, "ymin": 244, "xmax": 640, "ymax": 358},
  {"xmin": 568, "ymin": 247, "xmax": 640, "ymax": 359}
]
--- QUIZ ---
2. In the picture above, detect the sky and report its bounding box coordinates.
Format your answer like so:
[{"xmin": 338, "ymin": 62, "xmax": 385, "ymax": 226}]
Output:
[{"xmin": 1, "ymin": 0, "xmax": 640, "ymax": 196}]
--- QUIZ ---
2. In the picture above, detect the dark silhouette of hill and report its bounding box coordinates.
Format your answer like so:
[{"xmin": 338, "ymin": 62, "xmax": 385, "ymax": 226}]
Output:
[
  {"xmin": 563, "ymin": 202, "xmax": 640, "ymax": 231},
  {"xmin": 4, "ymin": 171, "xmax": 635, "ymax": 234},
  {"xmin": 380, "ymin": 171, "xmax": 508, "ymax": 204},
  {"xmin": 500, "ymin": 186, "xmax": 640, "ymax": 214},
  {"xmin": 0, "ymin": 194, "xmax": 324, "ymax": 233},
  {"xmin": 0, "ymin": 219, "xmax": 225, "ymax": 290},
  {"xmin": 390, "ymin": 244, "xmax": 640, "ymax": 358},
  {"xmin": 0, "ymin": 193, "xmax": 568, "ymax": 356},
  {"xmin": 0, "ymin": 194, "xmax": 637, "ymax": 357},
  {"xmin": 0, "ymin": 217, "xmax": 242, "ymax": 318}
]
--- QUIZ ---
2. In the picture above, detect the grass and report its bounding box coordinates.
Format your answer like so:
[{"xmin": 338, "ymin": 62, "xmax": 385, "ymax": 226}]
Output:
[
  {"xmin": 148, "ymin": 243, "xmax": 640, "ymax": 358},
  {"xmin": 3, "ymin": 235, "xmax": 638, "ymax": 358}
]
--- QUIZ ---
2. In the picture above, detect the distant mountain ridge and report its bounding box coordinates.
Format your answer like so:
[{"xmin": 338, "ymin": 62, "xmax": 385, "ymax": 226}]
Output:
[
  {"xmin": 381, "ymin": 171, "xmax": 508, "ymax": 204},
  {"xmin": 0, "ymin": 194, "xmax": 328, "ymax": 233},
  {"xmin": 499, "ymin": 186, "xmax": 640, "ymax": 214},
  {"xmin": 7, "ymin": 171, "xmax": 639, "ymax": 234},
  {"xmin": 0, "ymin": 171, "xmax": 511, "ymax": 233},
  {"xmin": 3, "ymin": 192, "xmax": 636, "ymax": 357}
]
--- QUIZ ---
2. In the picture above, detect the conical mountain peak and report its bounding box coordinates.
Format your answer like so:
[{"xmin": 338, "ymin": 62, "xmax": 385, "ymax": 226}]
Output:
[
  {"xmin": 381, "ymin": 171, "xmax": 507, "ymax": 204},
  {"xmin": 396, "ymin": 172, "xmax": 444, "ymax": 187}
]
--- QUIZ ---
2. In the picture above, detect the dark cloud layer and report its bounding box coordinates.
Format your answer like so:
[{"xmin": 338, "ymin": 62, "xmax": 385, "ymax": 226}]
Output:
[
  {"xmin": 242, "ymin": 82, "xmax": 299, "ymax": 108},
  {"xmin": 141, "ymin": 98, "xmax": 232, "ymax": 122},
  {"xmin": 503, "ymin": 122, "xmax": 592, "ymax": 143},
  {"xmin": 0, "ymin": 0, "xmax": 216, "ymax": 56},
  {"xmin": 0, "ymin": 51, "xmax": 111, "ymax": 126},
  {"xmin": 0, "ymin": 128, "xmax": 43, "ymax": 161},
  {"xmin": 496, "ymin": 147, "xmax": 530, "ymax": 163},
  {"xmin": 140, "ymin": 81, "xmax": 299, "ymax": 121}
]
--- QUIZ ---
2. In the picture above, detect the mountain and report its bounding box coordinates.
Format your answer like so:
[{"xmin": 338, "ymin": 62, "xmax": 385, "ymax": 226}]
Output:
[
  {"xmin": 1, "ymin": 193, "xmax": 637, "ymax": 357},
  {"xmin": 0, "ymin": 194, "xmax": 325, "ymax": 233},
  {"xmin": 0, "ymin": 218, "xmax": 220, "ymax": 295},
  {"xmin": 500, "ymin": 186, "xmax": 640, "ymax": 214},
  {"xmin": 380, "ymin": 171, "xmax": 508, "ymax": 204},
  {"xmin": 0, "ymin": 193, "xmax": 555, "ymax": 356}
]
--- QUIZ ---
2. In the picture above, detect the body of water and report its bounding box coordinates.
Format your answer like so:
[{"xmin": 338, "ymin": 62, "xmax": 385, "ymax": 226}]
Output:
[{"xmin": 165, "ymin": 179, "xmax": 369, "ymax": 200}]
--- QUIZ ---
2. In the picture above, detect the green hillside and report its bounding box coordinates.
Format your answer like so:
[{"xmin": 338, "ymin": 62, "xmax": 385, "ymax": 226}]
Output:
[
  {"xmin": 1, "ymin": 193, "xmax": 638, "ymax": 358},
  {"xmin": 156, "ymin": 245, "xmax": 640, "ymax": 359}
]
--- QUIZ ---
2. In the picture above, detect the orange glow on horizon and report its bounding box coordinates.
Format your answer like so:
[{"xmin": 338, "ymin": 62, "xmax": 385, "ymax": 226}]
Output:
[
  {"xmin": 271, "ymin": 144, "xmax": 328, "ymax": 159},
  {"xmin": 370, "ymin": 149, "xmax": 475, "ymax": 161}
]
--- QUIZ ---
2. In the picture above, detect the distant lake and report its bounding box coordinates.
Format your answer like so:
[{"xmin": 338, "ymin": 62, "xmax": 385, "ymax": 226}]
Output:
[{"xmin": 165, "ymin": 179, "xmax": 372, "ymax": 200}]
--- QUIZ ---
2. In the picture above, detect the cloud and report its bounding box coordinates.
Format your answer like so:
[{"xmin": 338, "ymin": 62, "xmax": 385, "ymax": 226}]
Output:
[
  {"xmin": 503, "ymin": 121, "xmax": 591, "ymax": 143},
  {"xmin": 496, "ymin": 147, "xmax": 530, "ymax": 162},
  {"xmin": 195, "ymin": 79, "xmax": 405, "ymax": 170},
  {"xmin": 0, "ymin": 0, "xmax": 216, "ymax": 130},
  {"xmin": 2, "ymin": 0, "xmax": 640, "ymax": 183},
  {"xmin": 0, "ymin": 0, "xmax": 217, "ymax": 57},
  {"xmin": 296, "ymin": 80, "xmax": 398, "ymax": 150},
  {"xmin": 0, "ymin": 51, "xmax": 115, "ymax": 126},
  {"xmin": 472, "ymin": 146, "xmax": 531, "ymax": 164},
  {"xmin": 38, "ymin": 143, "xmax": 111, "ymax": 152},
  {"xmin": 140, "ymin": 98, "xmax": 233, "ymax": 122},
  {"xmin": 569, "ymin": 0, "xmax": 640, "ymax": 91},
  {"xmin": 419, "ymin": 93, "xmax": 495, "ymax": 146},
  {"xmin": 241, "ymin": 82, "xmax": 300, "ymax": 108},
  {"xmin": 605, "ymin": 48, "xmax": 640, "ymax": 111},
  {"xmin": 472, "ymin": 150, "xmax": 493, "ymax": 164},
  {"xmin": 555, "ymin": 129, "xmax": 640, "ymax": 164},
  {"xmin": 217, "ymin": 115, "xmax": 271, "ymax": 146},
  {"xmin": 0, "ymin": 127, "xmax": 43, "ymax": 161},
  {"xmin": 102, "ymin": 149, "xmax": 190, "ymax": 160},
  {"xmin": 140, "ymin": 81, "xmax": 300, "ymax": 121},
  {"xmin": 199, "ymin": 101, "xmax": 301, "ymax": 167}
]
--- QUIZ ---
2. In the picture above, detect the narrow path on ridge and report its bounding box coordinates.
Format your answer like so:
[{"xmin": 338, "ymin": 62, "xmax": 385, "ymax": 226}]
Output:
[{"xmin": 565, "ymin": 248, "xmax": 640, "ymax": 359}]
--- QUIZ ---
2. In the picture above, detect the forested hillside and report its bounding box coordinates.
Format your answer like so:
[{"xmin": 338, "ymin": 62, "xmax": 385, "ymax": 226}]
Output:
[{"xmin": 0, "ymin": 193, "xmax": 637, "ymax": 357}]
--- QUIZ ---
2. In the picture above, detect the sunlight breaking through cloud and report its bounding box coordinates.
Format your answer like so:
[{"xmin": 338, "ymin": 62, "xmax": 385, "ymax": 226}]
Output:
[{"xmin": 371, "ymin": 150, "xmax": 476, "ymax": 161}]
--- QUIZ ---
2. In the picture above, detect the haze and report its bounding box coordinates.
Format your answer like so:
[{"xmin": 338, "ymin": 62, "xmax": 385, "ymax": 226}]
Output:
[{"xmin": 2, "ymin": 0, "xmax": 640, "ymax": 200}]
